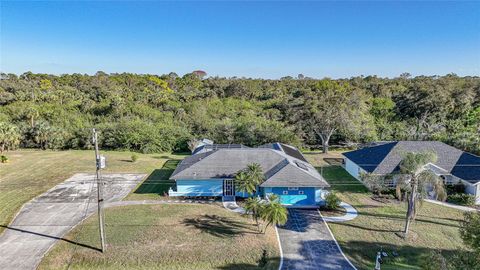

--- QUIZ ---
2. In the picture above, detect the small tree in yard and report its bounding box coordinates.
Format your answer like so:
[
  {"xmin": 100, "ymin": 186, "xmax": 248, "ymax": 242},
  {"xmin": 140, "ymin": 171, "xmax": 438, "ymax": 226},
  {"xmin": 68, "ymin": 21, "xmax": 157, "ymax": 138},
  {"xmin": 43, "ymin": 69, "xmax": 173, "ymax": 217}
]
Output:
[
  {"xmin": 324, "ymin": 192, "xmax": 341, "ymax": 210},
  {"xmin": 260, "ymin": 200, "xmax": 288, "ymax": 233},
  {"xmin": 397, "ymin": 151, "xmax": 447, "ymax": 238},
  {"xmin": 131, "ymin": 154, "xmax": 138, "ymax": 162},
  {"xmin": 245, "ymin": 163, "xmax": 265, "ymax": 186},
  {"xmin": 235, "ymin": 163, "xmax": 265, "ymax": 196},
  {"xmin": 244, "ymin": 197, "xmax": 263, "ymax": 230},
  {"xmin": 235, "ymin": 171, "xmax": 256, "ymax": 195},
  {"xmin": 361, "ymin": 172, "xmax": 389, "ymax": 196}
]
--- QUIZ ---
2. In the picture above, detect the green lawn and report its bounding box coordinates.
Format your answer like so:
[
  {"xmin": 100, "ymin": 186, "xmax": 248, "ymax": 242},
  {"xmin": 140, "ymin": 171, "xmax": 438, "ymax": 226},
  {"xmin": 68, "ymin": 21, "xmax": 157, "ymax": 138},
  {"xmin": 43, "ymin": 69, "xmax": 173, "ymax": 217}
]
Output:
[
  {"xmin": 126, "ymin": 159, "xmax": 180, "ymax": 200},
  {"xmin": 0, "ymin": 149, "xmax": 185, "ymax": 234},
  {"xmin": 316, "ymin": 165, "xmax": 467, "ymax": 270},
  {"xmin": 39, "ymin": 204, "xmax": 280, "ymax": 270}
]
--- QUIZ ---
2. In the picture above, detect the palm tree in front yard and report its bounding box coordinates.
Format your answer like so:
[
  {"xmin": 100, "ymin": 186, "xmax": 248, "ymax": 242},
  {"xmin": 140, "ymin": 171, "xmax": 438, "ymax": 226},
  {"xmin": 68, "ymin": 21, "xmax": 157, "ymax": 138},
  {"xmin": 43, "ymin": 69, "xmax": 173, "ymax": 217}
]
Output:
[
  {"xmin": 397, "ymin": 151, "xmax": 447, "ymax": 237},
  {"xmin": 245, "ymin": 163, "xmax": 265, "ymax": 186},
  {"xmin": 260, "ymin": 200, "xmax": 288, "ymax": 233},
  {"xmin": 235, "ymin": 163, "xmax": 265, "ymax": 196},
  {"xmin": 235, "ymin": 171, "xmax": 256, "ymax": 195},
  {"xmin": 244, "ymin": 197, "xmax": 263, "ymax": 229}
]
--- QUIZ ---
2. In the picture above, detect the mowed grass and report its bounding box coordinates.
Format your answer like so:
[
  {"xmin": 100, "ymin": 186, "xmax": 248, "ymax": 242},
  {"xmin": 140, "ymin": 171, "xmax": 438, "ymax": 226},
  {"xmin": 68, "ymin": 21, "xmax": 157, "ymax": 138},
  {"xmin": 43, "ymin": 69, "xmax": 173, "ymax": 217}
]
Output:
[
  {"xmin": 126, "ymin": 159, "xmax": 180, "ymax": 200},
  {"xmin": 39, "ymin": 204, "xmax": 280, "ymax": 270},
  {"xmin": 306, "ymin": 153, "xmax": 467, "ymax": 270},
  {"xmin": 0, "ymin": 149, "xmax": 185, "ymax": 234}
]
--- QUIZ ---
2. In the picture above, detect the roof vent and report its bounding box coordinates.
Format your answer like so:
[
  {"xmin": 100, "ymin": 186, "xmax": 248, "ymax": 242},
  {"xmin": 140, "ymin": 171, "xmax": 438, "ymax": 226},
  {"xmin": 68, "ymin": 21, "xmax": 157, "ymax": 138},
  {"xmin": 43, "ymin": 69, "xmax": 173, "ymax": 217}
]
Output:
[{"xmin": 294, "ymin": 161, "xmax": 309, "ymax": 171}]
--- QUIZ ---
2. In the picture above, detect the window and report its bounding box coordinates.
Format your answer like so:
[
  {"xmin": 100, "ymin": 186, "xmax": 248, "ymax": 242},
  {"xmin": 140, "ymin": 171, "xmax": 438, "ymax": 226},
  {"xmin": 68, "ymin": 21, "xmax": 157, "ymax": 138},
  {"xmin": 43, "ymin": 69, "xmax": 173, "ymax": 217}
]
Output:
[
  {"xmin": 298, "ymin": 191, "xmax": 304, "ymax": 195},
  {"xmin": 288, "ymin": 187, "xmax": 298, "ymax": 190},
  {"xmin": 282, "ymin": 191, "xmax": 288, "ymax": 195}
]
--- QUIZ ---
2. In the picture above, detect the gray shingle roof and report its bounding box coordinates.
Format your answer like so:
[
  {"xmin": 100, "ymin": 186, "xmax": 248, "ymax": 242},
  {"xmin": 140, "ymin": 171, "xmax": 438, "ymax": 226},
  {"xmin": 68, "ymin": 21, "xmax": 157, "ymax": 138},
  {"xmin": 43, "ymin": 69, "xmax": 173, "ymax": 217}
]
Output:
[
  {"xmin": 170, "ymin": 143, "xmax": 330, "ymax": 188},
  {"xmin": 343, "ymin": 141, "xmax": 480, "ymax": 184},
  {"xmin": 261, "ymin": 163, "xmax": 327, "ymax": 187}
]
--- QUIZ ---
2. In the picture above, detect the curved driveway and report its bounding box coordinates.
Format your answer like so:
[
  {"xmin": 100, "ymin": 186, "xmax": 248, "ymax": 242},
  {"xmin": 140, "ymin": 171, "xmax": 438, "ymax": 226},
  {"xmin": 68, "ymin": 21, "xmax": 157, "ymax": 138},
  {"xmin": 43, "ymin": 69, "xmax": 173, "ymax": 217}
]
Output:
[
  {"xmin": 277, "ymin": 209, "xmax": 357, "ymax": 270},
  {"xmin": 0, "ymin": 173, "xmax": 145, "ymax": 270}
]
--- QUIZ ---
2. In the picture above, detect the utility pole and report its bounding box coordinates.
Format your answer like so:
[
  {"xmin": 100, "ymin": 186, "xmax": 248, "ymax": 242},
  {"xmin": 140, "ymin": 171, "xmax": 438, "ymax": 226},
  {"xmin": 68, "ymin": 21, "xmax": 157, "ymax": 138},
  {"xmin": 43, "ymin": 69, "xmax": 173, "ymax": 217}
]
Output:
[{"xmin": 92, "ymin": 128, "xmax": 106, "ymax": 252}]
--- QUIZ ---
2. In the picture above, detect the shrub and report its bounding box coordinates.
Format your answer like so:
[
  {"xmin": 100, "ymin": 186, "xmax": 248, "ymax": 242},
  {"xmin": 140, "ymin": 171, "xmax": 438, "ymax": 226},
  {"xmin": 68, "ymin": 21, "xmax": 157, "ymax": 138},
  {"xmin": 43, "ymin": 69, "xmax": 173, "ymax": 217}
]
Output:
[
  {"xmin": 325, "ymin": 192, "xmax": 341, "ymax": 210},
  {"xmin": 420, "ymin": 250, "xmax": 447, "ymax": 270},
  {"xmin": 446, "ymin": 183, "xmax": 465, "ymax": 194},
  {"xmin": 131, "ymin": 154, "xmax": 138, "ymax": 163},
  {"xmin": 447, "ymin": 193, "xmax": 476, "ymax": 206},
  {"xmin": 0, "ymin": 155, "xmax": 8, "ymax": 163}
]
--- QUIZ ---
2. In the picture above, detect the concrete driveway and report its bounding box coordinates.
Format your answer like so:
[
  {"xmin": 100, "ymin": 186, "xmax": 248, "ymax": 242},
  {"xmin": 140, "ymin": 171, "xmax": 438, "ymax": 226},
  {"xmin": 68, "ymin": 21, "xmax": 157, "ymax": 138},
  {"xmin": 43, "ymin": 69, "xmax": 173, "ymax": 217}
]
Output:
[
  {"xmin": 277, "ymin": 209, "xmax": 357, "ymax": 270},
  {"xmin": 0, "ymin": 173, "xmax": 145, "ymax": 270}
]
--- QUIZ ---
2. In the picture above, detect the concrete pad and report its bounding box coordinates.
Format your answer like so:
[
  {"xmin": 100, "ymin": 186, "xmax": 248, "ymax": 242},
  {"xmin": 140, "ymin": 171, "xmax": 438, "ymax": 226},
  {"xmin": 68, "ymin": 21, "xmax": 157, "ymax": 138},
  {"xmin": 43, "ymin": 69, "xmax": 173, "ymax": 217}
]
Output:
[
  {"xmin": 0, "ymin": 173, "xmax": 145, "ymax": 270},
  {"xmin": 322, "ymin": 202, "xmax": 358, "ymax": 222}
]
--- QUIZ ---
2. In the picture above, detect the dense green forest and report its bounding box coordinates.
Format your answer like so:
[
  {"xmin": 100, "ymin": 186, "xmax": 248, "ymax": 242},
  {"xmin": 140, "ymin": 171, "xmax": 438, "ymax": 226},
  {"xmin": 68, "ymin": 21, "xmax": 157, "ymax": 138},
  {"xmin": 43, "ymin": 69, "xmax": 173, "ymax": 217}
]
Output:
[{"xmin": 0, "ymin": 72, "xmax": 479, "ymax": 154}]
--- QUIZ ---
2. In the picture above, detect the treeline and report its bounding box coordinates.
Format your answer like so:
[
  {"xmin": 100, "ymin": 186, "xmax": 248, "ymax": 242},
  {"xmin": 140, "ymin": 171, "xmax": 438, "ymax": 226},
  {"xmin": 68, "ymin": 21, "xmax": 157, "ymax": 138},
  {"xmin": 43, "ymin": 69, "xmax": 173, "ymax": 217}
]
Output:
[{"xmin": 0, "ymin": 72, "xmax": 479, "ymax": 154}]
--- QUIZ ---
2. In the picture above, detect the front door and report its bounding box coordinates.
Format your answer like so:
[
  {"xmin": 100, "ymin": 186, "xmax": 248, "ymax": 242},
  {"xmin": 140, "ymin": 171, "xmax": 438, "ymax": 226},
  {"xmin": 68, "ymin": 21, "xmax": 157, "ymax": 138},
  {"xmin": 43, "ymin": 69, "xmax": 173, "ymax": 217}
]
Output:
[{"xmin": 223, "ymin": 179, "xmax": 235, "ymax": 196}]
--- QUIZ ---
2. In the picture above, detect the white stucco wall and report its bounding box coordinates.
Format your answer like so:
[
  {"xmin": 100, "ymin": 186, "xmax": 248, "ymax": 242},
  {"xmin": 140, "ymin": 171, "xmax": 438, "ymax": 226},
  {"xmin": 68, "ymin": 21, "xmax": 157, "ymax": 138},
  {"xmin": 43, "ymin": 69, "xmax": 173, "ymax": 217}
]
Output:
[
  {"xmin": 345, "ymin": 158, "xmax": 362, "ymax": 180},
  {"xmin": 477, "ymin": 185, "xmax": 480, "ymax": 205},
  {"xmin": 464, "ymin": 182, "xmax": 480, "ymax": 205}
]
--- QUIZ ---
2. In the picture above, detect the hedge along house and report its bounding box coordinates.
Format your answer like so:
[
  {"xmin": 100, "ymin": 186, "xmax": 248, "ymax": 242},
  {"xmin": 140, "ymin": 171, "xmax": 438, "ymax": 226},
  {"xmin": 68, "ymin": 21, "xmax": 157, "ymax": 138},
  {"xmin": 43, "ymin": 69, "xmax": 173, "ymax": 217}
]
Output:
[
  {"xmin": 342, "ymin": 141, "xmax": 480, "ymax": 205},
  {"xmin": 168, "ymin": 142, "xmax": 330, "ymax": 207}
]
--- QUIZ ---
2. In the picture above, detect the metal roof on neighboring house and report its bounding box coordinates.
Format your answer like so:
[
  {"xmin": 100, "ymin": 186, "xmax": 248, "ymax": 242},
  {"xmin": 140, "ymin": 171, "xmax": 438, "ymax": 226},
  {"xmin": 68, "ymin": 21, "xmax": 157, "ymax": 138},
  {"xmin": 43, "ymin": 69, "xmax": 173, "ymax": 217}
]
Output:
[
  {"xmin": 170, "ymin": 143, "xmax": 329, "ymax": 188},
  {"xmin": 343, "ymin": 141, "xmax": 480, "ymax": 184}
]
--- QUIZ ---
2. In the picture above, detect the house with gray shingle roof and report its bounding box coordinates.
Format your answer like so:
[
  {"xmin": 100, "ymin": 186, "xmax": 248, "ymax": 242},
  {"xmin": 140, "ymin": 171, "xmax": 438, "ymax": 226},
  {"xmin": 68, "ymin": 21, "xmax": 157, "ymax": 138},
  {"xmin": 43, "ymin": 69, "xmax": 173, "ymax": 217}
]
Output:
[
  {"xmin": 168, "ymin": 140, "xmax": 329, "ymax": 207},
  {"xmin": 342, "ymin": 141, "xmax": 480, "ymax": 205}
]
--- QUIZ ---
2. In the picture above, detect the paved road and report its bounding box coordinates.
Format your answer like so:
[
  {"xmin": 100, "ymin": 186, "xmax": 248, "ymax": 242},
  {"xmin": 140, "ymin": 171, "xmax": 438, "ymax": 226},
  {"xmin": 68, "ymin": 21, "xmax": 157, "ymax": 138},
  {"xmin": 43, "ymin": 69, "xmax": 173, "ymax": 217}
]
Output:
[
  {"xmin": 277, "ymin": 209, "xmax": 356, "ymax": 270},
  {"xmin": 0, "ymin": 173, "xmax": 145, "ymax": 270}
]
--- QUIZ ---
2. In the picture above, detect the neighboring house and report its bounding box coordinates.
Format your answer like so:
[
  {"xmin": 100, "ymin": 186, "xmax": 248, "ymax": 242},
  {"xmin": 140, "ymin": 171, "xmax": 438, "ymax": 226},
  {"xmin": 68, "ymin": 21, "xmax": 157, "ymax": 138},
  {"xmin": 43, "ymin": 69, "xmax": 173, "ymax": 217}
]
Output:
[
  {"xmin": 342, "ymin": 141, "xmax": 480, "ymax": 205},
  {"xmin": 169, "ymin": 141, "xmax": 330, "ymax": 207}
]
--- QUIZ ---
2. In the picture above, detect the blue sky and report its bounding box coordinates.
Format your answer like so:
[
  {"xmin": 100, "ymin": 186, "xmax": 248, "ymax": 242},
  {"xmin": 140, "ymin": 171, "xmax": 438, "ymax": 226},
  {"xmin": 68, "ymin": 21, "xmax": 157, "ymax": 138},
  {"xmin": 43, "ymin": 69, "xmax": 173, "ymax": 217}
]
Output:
[{"xmin": 1, "ymin": 1, "xmax": 479, "ymax": 78}]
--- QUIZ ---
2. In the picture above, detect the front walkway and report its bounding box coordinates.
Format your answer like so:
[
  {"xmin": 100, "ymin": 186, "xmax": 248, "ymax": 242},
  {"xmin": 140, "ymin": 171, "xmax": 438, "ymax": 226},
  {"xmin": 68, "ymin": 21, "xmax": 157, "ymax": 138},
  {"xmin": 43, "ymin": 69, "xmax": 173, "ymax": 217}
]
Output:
[
  {"xmin": 222, "ymin": 200, "xmax": 246, "ymax": 214},
  {"xmin": 321, "ymin": 202, "xmax": 358, "ymax": 222},
  {"xmin": 277, "ymin": 209, "xmax": 356, "ymax": 270},
  {"xmin": 424, "ymin": 199, "xmax": 479, "ymax": 212}
]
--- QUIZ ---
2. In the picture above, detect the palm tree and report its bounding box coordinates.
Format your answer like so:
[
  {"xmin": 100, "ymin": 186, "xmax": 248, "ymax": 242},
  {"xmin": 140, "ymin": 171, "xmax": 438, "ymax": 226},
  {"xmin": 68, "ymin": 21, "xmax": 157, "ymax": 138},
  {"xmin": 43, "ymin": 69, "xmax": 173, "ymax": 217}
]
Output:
[
  {"xmin": 244, "ymin": 197, "xmax": 263, "ymax": 230},
  {"xmin": 260, "ymin": 201, "xmax": 288, "ymax": 233},
  {"xmin": 0, "ymin": 122, "xmax": 21, "ymax": 154},
  {"xmin": 236, "ymin": 163, "xmax": 265, "ymax": 196},
  {"xmin": 397, "ymin": 151, "xmax": 447, "ymax": 237},
  {"xmin": 245, "ymin": 163, "xmax": 265, "ymax": 187},
  {"xmin": 235, "ymin": 171, "xmax": 256, "ymax": 195}
]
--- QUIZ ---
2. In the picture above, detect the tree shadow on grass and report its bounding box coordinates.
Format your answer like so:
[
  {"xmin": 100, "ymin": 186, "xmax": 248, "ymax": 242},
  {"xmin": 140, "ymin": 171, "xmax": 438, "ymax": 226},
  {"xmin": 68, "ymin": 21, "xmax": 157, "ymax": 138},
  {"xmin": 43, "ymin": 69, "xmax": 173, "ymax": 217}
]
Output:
[
  {"xmin": 355, "ymin": 211, "xmax": 462, "ymax": 228},
  {"xmin": 217, "ymin": 257, "xmax": 281, "ymax": 270},
  {"xmin": 133, "ymin": 160, "xmax": 180, "ymax": 195},
  {"xmin": 182, "ymin": 214, "xmax": 257, "ymax": 237},
  {"xmin": 330, "ymin": 221, "xmax": 403, "ymax": 233},
  {"xmin": 0, "ymin": 225, "xmax": 101, "ymax": 252}
]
